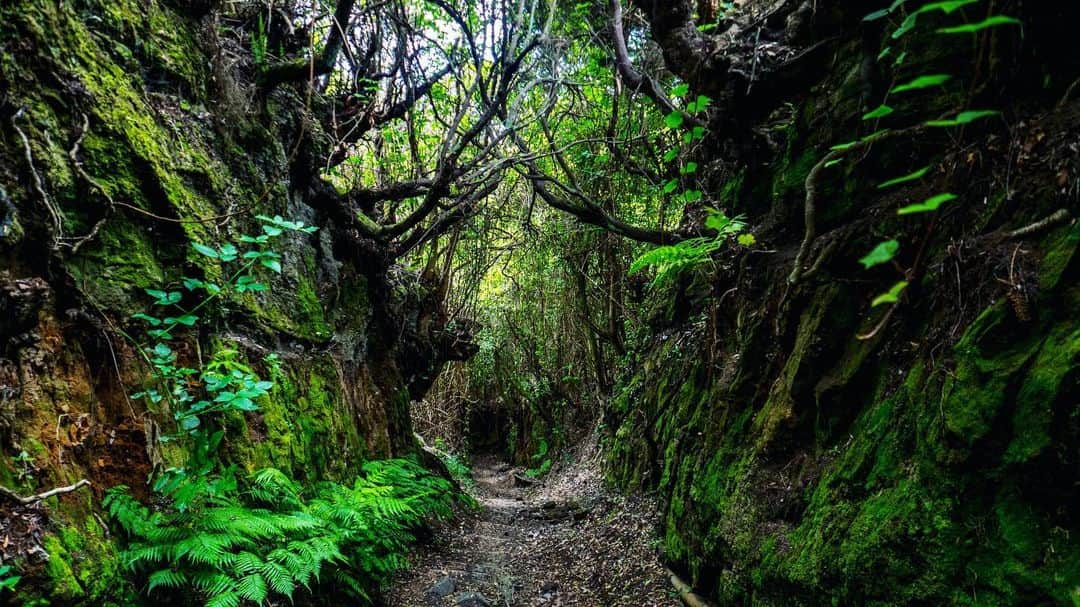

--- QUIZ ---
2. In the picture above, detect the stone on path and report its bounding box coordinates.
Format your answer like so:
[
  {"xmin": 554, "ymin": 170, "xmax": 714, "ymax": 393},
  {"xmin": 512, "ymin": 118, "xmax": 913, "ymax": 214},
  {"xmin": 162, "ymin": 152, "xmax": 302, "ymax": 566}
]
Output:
[
  {"xmin": 425, "ymin": 576, "xmax": 456, "ymax": 602},
  {"xmin": 455, "ymin": 591, "xmax": 492, "ymax": 607}
]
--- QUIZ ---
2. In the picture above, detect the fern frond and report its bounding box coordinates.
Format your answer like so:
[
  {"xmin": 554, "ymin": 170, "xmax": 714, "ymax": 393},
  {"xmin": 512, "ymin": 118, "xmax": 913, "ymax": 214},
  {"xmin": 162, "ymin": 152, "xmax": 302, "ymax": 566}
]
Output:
[
  {"xmin": 146, "ymin": 568, "xmax": 187, "ymax": 592},
  {"xmin": 236, "ymin": 572, "xmax": 268, "ymax": 603},
  {"xmin": 204, "ymin": 590, "xmax": 241, "ymax": 607}
]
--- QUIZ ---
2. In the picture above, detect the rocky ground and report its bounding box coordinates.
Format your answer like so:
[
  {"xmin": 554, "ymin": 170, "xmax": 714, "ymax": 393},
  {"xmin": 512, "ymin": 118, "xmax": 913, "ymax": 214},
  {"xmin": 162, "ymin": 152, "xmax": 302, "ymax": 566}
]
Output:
[{"xmin": 386, "ymin": 436, "xmax": 683, "ymax": 607}]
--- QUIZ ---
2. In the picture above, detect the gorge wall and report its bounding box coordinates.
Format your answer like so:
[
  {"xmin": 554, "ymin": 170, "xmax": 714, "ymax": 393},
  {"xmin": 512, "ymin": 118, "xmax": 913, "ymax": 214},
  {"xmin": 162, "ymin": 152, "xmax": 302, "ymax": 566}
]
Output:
[
  {"xmin": 606, "ymin": 1, "xmax": 1078, "ymax": 605},
  {"xmin": 0, "ymin": 1, "xmax": 465, "ymax": 603}
]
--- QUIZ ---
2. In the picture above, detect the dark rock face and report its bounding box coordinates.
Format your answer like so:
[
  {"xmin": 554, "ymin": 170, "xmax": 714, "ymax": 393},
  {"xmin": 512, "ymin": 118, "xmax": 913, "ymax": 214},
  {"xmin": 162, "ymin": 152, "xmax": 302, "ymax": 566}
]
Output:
[
  {"xmin": 0, "ymin": 0, "xmax": 473, "ymax": 602},
  {"xmin": 605, "ymin": 1, "xmax": 1080, "ymax": 605}
]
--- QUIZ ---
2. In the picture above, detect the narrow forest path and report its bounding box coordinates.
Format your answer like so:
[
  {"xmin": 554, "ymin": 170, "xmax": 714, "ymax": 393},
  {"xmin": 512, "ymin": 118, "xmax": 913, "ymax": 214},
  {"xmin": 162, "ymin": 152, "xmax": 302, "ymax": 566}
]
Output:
[{"xmin": 387, "ymin": 440, "xmax": 681, "ymax": 607}]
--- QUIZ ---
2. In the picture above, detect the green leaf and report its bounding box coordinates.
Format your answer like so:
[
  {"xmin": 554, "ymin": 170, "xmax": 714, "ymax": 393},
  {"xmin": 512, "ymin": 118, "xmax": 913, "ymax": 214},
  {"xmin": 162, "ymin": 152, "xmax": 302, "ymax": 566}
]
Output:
[
  {"xmin": 863, "ymin": 8, "xmax": 892, "ymax": 22},
  {"xmin": 897, "ymin": 192, "xmax": 957, "ymax": 215},
  {"xmin": 692, "ymin": 126, "xmax": 707, "ymax": 140},
  {"xmin": 132, "ymin": 313, "xmax": 162, "ymax": 326},
  {"xmin": 231, "ymin": 397, "xmax": 258, "ymax": 411},
  {"xmin": 671, "ymin": 83, "xmax": 690, "ymax": 97},
  {"xmin": 737, "ymin": 233, "xmax": 757, "ymax": 247},
  {"xmin": 891, "ymin": 74, "xmax": 952, "ymax": 93},
  {"xmin": 218, "ymin": 244, "xmax": 239, "ymax": 262},
  {"xmin": 892, "ymin": 13, "xmax": 919, "ymax": 38},
  {"xmin": 925, "ymin": 110, "xmax": 1000, "ymax": 127},
  {"xmin": 872, "ymin": 280, "xmax": 909, "ymax": 306},
  {"xmin": 260, "ymin": 259, "xmax": 282, "ymax": 273},
  {"xmin": 663, "ymin": 149, "xmax": 679, "ymax": 162},
  {"xmin": 664, "ymin": 111, "xmax": 685, "ymax": 129},
  {"xmin": 179, "ymin": 415, "xmax": 200, "ymax": 430},
  {"xmin": 192, "ymin": 242, "xmax": 219, "ymax": 259},
  {"xmin": 877, "ymin": 165, "xmax": 931, "ymax": 189},
  {"xmin": 862, "ymin": 104, "xmax": 894, "ymax": 120},
  {"xmin": 691, "ymin": 95, "xmax": 712, "ymax": 114},
  {"xmin": 662, "ymin": 179, "xmax": 679, "ymax": 194},
  {"xmin": 680, "ymin": 162, "xmax": 699, "ymax": 175},
  {"xmin": 181, "ymin": 277, "xmax": 204, "ymax": 291},
  {"xmin": 680, "ymin": 189, "xmax": 703, "ymax": 203},
  {"xmin": 938, "ymin": 15, "xmax": 1021, "ymax": 34},
  {"xmin": 859, "ymin": 239, "xmax": 900, "ymax": 269},
  {"xmin": 918, "ymin": 0, "xmax": 980, "ymax": 14},
  {"xmin": 865, "ymin": 0, "xmax": 907, "ymax": 21}
]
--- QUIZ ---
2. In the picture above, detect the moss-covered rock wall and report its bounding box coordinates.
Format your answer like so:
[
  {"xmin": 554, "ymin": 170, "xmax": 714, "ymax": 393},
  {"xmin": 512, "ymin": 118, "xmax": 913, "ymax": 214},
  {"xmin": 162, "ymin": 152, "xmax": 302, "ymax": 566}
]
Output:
[
  {"xmin": 0, "ymin": 1, "xmax": 459, "ymax": 603},
  {"xmin": 606, "ymin": 2, "xmax": 1079, "ymax": 605}
]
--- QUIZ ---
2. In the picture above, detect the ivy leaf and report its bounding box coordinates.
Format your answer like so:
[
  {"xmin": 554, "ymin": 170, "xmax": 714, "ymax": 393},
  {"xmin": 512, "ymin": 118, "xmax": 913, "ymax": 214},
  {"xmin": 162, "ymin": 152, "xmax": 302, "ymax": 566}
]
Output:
[
  {"xmin": 891, "ymin": 74, "xmax": 952, "ymax": 93},
  {"xmin": 862, "ymin": 104, "xmax": 894, "ymax": 120},
  {"xmin": 692, "ymin": 126, "xmax": 707, "ymax": 140},
  {"xmin": 182, "ymin": 277, "xmax": 204, "ymax": 291},
  {"xmin": 897, "ymin": 193, "xmax": 957, "ymax": 215},
  {"xmin": 859, "ymin": 239, "xmax": 900, "ymax": 269},
  {"xmin": 938, "ymin": 15, "xmax": 1021, "ymax": 34},
  {"xmin": 664, "ymin": 111, "xmax": 685, "ymax": 129},
  {"xmin": 192, "ymin": 242, "xmax": 219, "ymax": 259},
  {"xmin": 689, "ymin": 95, "xmax": 712, "ymax": 114},
  {"xmin": 892, "ymin": 13, "xmax": 919, "ymax": 38},
  {"xmin": 663, "ymin": 149, "xmax": 679, "ymax": 162},
  {"xmin": 872, "ymin": 280, "xmax": 909, "ymax": 306},
  {"xmin": 179, "ymin": 415, "xmax": 200, "ymax": 431},
  {"xmin": 231, "ymin": 397, "xmax": 258, "ymax": 411},
  {"xmin": 168, "ymin": 315, "xmax": 199, "ymax": 326},
  {"xmin": 877, "ymin": 165, "xmax": 931, "ymax": 189},
  {"xmin": 132, "ymin": 313, "xmax": 162, "ymax": 326},
  {"xmin": 260, "ymin": 259, "xmax": 282, "ymax": 273},
  {"xmin": 663, "ymin": 179, "xmax": 679, "ymax": 194},
  {"xmin": 918, "ymin": 0, "xmax": 980, "ymax": 14},
  {"xmin": 671, "ymin": 83, "xmax": 690, "ymax": 97},
  {"xmin": 218, "ymin": 244, "xmax": 239, "ymax": 262},
  {"xmin": 925, "ymin": 110, "xmax": 1000, "ymax": 127}
]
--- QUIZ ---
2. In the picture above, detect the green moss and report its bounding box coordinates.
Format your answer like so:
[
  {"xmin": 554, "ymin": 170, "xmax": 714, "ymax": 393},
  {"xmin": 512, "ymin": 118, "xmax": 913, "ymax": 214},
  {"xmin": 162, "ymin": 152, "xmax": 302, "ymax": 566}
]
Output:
[{"xmin": 42, "ymin": 535, "xmax": 84, "ymax": 601}]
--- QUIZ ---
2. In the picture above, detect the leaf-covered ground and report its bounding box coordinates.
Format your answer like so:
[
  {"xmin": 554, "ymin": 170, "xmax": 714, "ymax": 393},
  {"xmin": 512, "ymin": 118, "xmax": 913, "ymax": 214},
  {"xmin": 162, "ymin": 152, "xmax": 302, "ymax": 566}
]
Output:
[{"xmin": 389, "ymin": 436, "xmax": 681, "ymax": 606}]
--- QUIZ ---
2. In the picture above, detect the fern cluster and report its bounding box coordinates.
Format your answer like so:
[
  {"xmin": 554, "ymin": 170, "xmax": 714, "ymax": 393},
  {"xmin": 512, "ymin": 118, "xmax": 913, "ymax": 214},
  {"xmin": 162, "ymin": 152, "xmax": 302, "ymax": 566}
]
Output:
[
  {"xmin": 104, "ymin": 459, "xmax": 454, "ymax": 607},
  {"xmin": 630, "ymin": 209, "xmax": 747, "ymax": 286}
]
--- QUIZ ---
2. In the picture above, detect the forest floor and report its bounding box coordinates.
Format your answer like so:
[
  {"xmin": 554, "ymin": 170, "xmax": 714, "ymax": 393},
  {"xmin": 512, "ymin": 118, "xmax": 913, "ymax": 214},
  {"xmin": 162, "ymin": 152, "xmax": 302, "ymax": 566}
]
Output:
[{"xmin": 386, "ymin": 436, "xmax": 682, "ymax": 607}]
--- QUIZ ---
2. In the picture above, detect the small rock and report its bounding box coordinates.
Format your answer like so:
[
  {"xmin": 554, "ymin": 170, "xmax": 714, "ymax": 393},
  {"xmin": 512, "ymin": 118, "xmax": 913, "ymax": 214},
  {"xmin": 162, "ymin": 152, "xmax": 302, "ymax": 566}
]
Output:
[
  {"xmin": 455, "ymin": 591, "xmax": 492, "ymax": 607},
  {"xmin": 425, "ymin": 576, "xmax": 456, "ymax": 600}
]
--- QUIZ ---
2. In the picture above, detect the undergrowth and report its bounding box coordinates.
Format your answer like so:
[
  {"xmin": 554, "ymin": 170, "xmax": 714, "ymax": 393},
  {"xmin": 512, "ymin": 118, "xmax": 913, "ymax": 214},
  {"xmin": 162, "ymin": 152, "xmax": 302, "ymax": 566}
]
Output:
[{"xmin": 105, "ymin": 459, "xmax": 454, "ymax": 607}]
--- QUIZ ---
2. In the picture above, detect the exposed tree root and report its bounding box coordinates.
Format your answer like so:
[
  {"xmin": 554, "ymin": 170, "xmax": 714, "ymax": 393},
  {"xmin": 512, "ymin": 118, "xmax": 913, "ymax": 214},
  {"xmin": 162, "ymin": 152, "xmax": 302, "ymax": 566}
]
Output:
[{"xmin": 0, "ymin": 479, "xmax": 91, "ymax": 505}]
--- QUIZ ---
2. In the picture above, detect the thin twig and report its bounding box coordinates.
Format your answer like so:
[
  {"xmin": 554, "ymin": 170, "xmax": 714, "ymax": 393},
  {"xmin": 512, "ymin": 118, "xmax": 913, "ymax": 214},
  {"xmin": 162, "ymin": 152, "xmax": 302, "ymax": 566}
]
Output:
[
  {"xmin": 0, "ymin": 479, "xmax": 91, "ymax": 505},
  {"xmin": 1004, "ymin": 208, "xmax": 1071, "ymax": 240}
]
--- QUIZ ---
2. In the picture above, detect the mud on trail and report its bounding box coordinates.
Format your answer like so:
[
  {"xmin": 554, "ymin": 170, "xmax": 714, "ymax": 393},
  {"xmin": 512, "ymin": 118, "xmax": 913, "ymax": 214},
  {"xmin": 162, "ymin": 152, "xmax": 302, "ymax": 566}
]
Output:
[{"xmin": 388, "ymin": 442, "xmax": 681, "ymax": 607}]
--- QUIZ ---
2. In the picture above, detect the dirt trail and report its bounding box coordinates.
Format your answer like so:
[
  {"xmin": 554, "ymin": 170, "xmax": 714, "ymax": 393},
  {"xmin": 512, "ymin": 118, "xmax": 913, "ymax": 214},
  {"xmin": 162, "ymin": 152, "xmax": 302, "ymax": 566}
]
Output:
[{"xmin": 388, "ymin": 444, "xmax": 681, "ymax": 607}]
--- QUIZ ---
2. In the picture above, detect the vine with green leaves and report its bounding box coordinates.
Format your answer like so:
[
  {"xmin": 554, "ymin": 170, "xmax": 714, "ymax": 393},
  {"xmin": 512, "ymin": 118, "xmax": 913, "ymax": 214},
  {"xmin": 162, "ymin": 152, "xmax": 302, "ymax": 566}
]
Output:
[
  {"xmin": 797, "ymin": 0, "xmax": 1021, "ymax": 337},
  {"xmin": 629, "ymin": 85, "xmax": 755, "ymax": 286}
]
